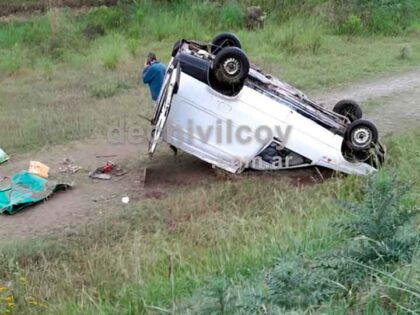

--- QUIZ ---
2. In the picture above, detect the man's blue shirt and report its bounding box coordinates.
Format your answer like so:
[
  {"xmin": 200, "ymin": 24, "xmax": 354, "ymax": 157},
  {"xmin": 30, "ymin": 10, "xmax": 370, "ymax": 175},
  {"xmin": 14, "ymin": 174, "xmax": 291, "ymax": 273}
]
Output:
[{"xmin": 142, "ymin": 61, "xmax": 166, "ymax": 101}]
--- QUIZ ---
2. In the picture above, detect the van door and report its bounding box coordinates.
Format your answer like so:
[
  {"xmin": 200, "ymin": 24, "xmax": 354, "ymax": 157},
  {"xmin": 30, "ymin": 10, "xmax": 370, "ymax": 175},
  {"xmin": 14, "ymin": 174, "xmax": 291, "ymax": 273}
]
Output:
[{"xmin": 148, "ymin": 61, "xmax": 181, "ymax": 156}]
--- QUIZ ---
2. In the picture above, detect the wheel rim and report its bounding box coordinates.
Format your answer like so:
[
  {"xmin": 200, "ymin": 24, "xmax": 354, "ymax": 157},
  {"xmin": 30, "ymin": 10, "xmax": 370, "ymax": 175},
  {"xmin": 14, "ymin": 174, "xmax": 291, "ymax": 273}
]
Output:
[
  {"xmin": 223, "ymin": 57, "xmax": 240, "ymax": 76},
  {"xmin": 352, "ymin": 127, "xmax": 372, "ymax": 148}
]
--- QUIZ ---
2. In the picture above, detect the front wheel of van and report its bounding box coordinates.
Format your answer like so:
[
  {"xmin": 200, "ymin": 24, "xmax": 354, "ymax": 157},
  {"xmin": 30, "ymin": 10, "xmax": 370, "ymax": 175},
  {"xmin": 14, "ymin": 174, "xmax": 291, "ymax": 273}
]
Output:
[
  {"xmin": 209, "ymin": 47, "xmax": 250, "ymax": 96},
  {"xmin": 213, "ymin": 47, "xmax": 249, "ymax": 85}
]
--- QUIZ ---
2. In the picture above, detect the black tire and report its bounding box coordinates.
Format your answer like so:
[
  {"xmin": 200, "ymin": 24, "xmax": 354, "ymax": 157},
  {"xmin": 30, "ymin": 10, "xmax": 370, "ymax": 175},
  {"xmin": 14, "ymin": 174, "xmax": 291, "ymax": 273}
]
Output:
[
  {"xmin": 211, "ymin": 33, "xmax": 241, "ymax": 55},
  {"xmin": 333, "ymin": 99, "xmax": 363, "ymax": 122},
  {"xmin": 212, "ymin": 47, "xmax": 249, "ymax": 86},
  {"xmin": 345, "ymin": 119, "xmax": 378, "ymax": 151}
]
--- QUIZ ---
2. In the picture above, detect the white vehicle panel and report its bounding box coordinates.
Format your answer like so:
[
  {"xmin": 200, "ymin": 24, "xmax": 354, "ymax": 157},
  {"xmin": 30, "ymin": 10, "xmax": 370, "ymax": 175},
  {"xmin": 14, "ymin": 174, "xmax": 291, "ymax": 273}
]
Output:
[
  {"xmin": 149, "ymin": 39, "xmax": 384, "ymax": 176},
  {"xmin": 161, "ymin": 72, "xmax": 371, "ymax": 174}
]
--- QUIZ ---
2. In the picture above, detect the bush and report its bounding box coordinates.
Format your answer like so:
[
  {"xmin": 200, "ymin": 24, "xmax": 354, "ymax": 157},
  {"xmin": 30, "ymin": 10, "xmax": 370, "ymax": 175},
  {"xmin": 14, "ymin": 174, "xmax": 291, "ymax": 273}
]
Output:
[
  {"xmin": 339, "ymin": 14, "xmax": 363, "ymax": 36},
  {"xmin": 84, "ymin": 6, "xmax": 127, "ymax": 36},
  {"xmin": 181, "ymin": 173, "xmax": 419, "ymax": 313},
  {"xmin": 134, "ymin": 6, "xmax": 145, "ymax": 25},
  {"xmin": 267, "ymin": 174, "xmax": 419, "ymax": 309},
  {"xmin": 334, "ymin": 0, "xmax": 420, "ymax": 35},
  {"xmin": 268, "ymin": 258, "xmax": 342, "ymax": 308},
  {"xmin": 335, "ymin": 173, "xmax": 418, "ymax": 265}
]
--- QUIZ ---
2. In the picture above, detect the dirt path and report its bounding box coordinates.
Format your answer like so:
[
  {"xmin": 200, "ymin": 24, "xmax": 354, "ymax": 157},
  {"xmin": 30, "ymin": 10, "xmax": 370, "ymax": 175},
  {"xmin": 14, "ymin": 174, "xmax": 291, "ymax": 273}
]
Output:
[
  {"xmin": 315, "ymin": 69, "xmax": 420, "ymax": 134},
  {"xmin": 0, "ymin": 139, "xmax": 144, "ymax": 238},
  {"xmin": 1, "ymin": 69, "xmax": 419, "ymax": 239}
]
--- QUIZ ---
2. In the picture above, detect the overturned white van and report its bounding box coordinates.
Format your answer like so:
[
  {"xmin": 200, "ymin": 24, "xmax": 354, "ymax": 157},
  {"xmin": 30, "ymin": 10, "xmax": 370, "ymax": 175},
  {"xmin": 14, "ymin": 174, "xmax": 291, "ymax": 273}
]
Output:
[{"xmin": 148, "ymin": 33, "xmax": 385, "ymax": 175}]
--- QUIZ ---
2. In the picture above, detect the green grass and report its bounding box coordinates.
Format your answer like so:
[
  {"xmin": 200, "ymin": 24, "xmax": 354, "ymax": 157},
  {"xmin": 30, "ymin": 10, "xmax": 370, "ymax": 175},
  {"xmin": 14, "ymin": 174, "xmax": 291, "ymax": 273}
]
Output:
[
  {"xmin": 237, "ymin": 19, "xmax": 420, "ymax": 89},
  {"xmin": 1, "ymin": 6, "xmax": 420, "ymax": 154},
  {"xmin": 0, "ymin": 2, "xmax": 419, "ymax": 313},
  {"xmin": 0, "ymin": 132, "xmax": 418, "ymax": 314}
]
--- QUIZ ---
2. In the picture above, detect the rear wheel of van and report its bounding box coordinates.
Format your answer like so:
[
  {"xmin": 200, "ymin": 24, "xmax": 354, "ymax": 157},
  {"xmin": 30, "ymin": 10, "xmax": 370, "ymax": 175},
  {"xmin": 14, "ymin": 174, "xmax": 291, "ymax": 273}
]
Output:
[
  {"xmin": 211, "ymin": 33, "xmax": 241, "ymax": 55},
  {"xmin": 209, "ymin": 47, "xmax": 250, "ymax": 96},
  {"xmin": 333, "ymin": 99, "xmax": 363, "ymax": 122}
]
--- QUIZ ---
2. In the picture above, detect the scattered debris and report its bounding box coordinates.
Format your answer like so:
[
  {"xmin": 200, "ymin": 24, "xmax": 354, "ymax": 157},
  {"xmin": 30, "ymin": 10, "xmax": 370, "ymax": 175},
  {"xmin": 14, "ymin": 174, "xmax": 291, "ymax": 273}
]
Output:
[
  {"xmin": 59, "ymin": 158, "xmax": 82, "ymax": 174},
  {"xmin": 95, "ymin": 154, "xmax": 117, "ymax": 158},
  {"xmin": 114, "ymin": 168, "xmax": 128, "ymax": 177},
  {"xmin": 89, "ymin": 172, "xmax": 112, "ymax": 180},
  {"xmin": 121, "ymin": 196, "xmax": 130, "ymax": 204},
  {"xmin": 102, "ymin": 161, "xmax": 114, "ymax": 173},
  {"xmin": 0, "ymin": 148, "xmax": 9, "ymax": 164},
  {"xmin": 0, "ymin": 171, "xmax": 71, "ymax": 215},
  {"xmin": 92, "ymin": 194, "xmax": 118, "ymax": 202},
  {"xmin": 140, "ymin": 168, "xmax": 147, "ymax": 187},
  {"xmin": 89, "ymin": 161, "xmax": 126, "ymax": 180},
  {"xmin": 28, "ymin": 161, "xmax": 50, "ymax": 178}
]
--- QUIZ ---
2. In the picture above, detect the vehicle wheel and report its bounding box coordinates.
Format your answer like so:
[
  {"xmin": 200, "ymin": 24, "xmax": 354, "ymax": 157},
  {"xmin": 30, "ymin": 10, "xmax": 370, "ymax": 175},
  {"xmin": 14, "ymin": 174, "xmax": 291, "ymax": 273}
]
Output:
[
  {"xmin": 212, "ymin": 47, "xmax": 249, "ymax": 85},
  {"xmin": 333, "ymin": 99, "xmax": 363, "ymax": 122},
  {"xmin": 211, "ymin": 32, "xmax": 241, "ymax": 55},
  {"xmin": 345, "ymin": 119, "xmax": 378, "ymax": 151}
]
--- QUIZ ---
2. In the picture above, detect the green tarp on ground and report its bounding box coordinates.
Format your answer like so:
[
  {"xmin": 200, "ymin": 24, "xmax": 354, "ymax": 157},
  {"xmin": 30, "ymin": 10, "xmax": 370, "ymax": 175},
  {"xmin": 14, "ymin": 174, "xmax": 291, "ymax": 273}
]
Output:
[{"xmin": 0, "ymin": 171, "xmax": 70, "ymax": 215}]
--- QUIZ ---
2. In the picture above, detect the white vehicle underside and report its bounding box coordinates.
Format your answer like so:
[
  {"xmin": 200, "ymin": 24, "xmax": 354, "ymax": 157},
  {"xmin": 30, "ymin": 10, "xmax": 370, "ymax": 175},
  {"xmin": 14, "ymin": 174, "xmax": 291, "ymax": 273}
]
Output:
[{"xmin": 149, "ymin": 35, "xmax": 385, "ymax": 176}]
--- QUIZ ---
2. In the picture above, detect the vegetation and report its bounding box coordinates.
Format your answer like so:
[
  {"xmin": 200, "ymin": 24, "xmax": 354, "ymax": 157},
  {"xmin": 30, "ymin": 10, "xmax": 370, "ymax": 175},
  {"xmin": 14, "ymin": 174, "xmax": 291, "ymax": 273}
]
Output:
[
  {"xmin": 0, "ymin": 133, "xmax": 419, "ymax": 314},
  {"xmin": 181, "ymin": 173, "xmax": 419, "ymax": 314},
  {"xmin": 1, "ymin": 1, "xmax": 420, "ymax": 153},
  {"xmin": 0, "ymin": 1, "xmax": 419, "ymax": 314}
]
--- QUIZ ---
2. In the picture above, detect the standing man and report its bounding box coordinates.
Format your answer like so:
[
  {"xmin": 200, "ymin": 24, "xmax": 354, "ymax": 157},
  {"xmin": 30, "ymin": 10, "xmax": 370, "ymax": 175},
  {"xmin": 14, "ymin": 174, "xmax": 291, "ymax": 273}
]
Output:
[
  {"xmin": 141, "ymin": 52, "xmax": 177, "ymax": 155},
  {"xmin": 141, "ymin": 52, "xmax": 166, "ymax": 106}
]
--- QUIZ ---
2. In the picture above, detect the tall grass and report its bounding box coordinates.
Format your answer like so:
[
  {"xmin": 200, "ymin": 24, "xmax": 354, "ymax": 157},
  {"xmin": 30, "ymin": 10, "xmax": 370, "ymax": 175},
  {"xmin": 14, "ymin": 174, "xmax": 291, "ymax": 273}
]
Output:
[
  {"xmin": 94, "ymin": 32, "xmax": 126, "ymax": 70},
  {"xmin": 1, "ymin": 0, "xmax": 420, "ymax": 76},
  {"xmin": 0, "ymin": 132, "xmax": 418, "ymax": 314},
  {"xmin": 0, "ymin": 2, "xmax": 419, "ymax": 313},
  {"xmin": 0, "ymin": 45, "xmax": 26, "ymax": 73},
  {"xmin": 336, "ymin": 0, "xmax": 420, "ymax": 36},
  {"xmin": 1, "ymin": 3, "xmax": 420, "ymax": 152}
]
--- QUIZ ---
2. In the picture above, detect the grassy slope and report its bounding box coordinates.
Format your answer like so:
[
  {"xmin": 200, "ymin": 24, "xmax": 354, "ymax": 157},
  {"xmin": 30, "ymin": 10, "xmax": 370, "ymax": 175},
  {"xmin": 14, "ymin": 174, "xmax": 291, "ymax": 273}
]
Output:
[
  {"xmin": 0, "ymin": 2, "xmax": 419, "ymax": 314},
  {"xmin": 0, "ymin": 133, "xmax": 419, "ymax": 314},
  {"xmin": 1, "ymin": 3, "xmax": 420, "ymax": 153}
]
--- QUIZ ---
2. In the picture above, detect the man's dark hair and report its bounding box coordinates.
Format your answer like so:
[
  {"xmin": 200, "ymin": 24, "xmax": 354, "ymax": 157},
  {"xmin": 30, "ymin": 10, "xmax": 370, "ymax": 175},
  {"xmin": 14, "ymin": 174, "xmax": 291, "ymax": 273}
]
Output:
[{"xmin": 147, "ymin": 52, "xmax": 157, "ymax": 62}]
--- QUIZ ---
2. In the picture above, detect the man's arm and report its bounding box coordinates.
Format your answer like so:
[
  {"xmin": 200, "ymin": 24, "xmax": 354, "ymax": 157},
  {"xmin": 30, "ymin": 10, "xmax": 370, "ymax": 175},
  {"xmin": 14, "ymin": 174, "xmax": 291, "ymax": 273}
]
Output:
[{"xmin": 142, "ymin": 65, "xmax": 156, "ymax": 84}]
